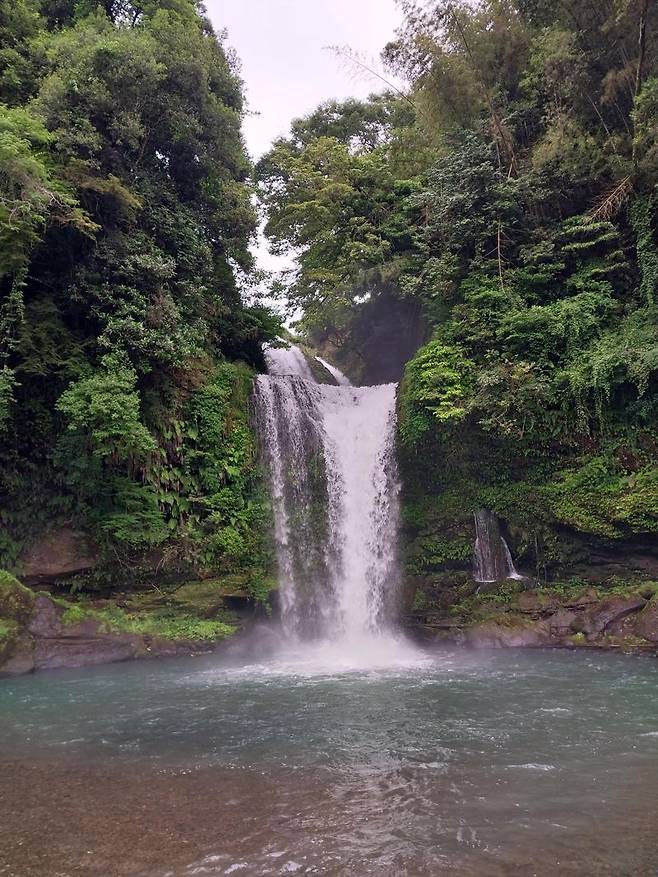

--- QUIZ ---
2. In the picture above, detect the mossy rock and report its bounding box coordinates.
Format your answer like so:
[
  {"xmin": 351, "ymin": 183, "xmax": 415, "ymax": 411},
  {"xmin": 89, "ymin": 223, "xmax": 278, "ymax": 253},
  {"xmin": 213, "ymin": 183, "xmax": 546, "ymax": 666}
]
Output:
[
  {"xmin": 0, "ymin": 619, "xmax": 21, "ymax": 663},
  {"xmin": 173, "ymin": 576, "xmax": 250, "ymax": 612},
  {"xmin": 126, "ymin": 611, "xmax": 236, "ymax": 641},
  {"xmin": 93, "ymin": 603, "xmax": 237, "ymax": 641},
  {"xmin": 299, "ymin": 346, "xmax": 339, "ymax": 385},
  {"xmin": 0, "ymin": 571, "xmax": 35, "ymax": 623},
  {"xmin": 60, "ymin": 602, "xmax": 94, "ymax": 628}
]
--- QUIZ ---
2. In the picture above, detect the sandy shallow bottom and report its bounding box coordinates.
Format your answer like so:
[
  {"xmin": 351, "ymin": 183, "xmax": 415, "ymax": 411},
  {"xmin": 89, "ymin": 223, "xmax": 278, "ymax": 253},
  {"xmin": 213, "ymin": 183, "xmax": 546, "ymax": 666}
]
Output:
[{"xmin": 2, "ymin": 755, "xmax": 658, "ymax": 877}]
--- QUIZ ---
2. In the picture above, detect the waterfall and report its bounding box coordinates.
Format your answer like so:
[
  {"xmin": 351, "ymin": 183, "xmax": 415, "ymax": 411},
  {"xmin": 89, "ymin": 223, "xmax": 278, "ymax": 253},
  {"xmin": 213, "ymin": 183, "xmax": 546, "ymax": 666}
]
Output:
[
  {"xmin": 254, "ymin": 345, "xmax": 402, "ymax": 646},
  {"xmin": 264, "ymin": 342, "xmax": 315, "ymax": 381},
  {"xmin": 314, "ymin": 356, "xmax": 351, "ymax": 386},
  {"xmin": 473, "ymin": 509, "xmax": 523, "ymax": 584}
]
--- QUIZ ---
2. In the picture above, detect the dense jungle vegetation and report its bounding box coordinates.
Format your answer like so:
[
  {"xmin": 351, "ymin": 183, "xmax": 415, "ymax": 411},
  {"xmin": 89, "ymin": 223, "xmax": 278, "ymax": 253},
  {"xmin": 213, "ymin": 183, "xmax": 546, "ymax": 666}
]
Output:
[
  {"xmin": 257, "ymin": 0, "xmax": 658, "ymax": 584},
  {"xmin": 3, "ymin": 0, "xmax": 658, "ymax": 604},
  {"xmin": 0, "ymin": 0, "xmax": 279, "ymax": 592}
]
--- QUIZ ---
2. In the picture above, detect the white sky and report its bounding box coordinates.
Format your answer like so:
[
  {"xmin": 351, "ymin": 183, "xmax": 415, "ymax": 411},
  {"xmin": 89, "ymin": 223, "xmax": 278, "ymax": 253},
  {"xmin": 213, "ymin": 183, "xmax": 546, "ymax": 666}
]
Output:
[{"xmin": 206, "ymin": 0, "xmax": 404, "ymax": 161}]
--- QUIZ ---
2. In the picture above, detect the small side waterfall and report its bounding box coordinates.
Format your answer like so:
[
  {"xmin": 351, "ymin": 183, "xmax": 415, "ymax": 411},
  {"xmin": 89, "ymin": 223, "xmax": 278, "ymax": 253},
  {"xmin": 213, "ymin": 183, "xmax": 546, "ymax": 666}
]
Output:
[
  {"xmin": 315, "ymin": 356, "xmax": 351, "ymax": 386},
  {"xmin": 254, "ymin": 344, "xmax": 403, "ymax": 648},
  {"xmin": 473, "ymin": 509, "xmax": 522, "ymax": 584}
]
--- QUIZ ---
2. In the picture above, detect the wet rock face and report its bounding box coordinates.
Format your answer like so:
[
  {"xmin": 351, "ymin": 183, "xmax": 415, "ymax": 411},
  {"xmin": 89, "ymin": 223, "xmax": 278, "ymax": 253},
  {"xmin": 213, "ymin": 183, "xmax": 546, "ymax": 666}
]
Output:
[
  {"xmin": 465, "ymin": 620, "xmax": 551, "ymax": 649},
  {"xmin": 27, "ymin": 595, "xmax": 62, "ymax": 638},
  {"xmin": 19, "ymin": 527, "xmax": 98, "ymax": 583},
  {"xmin": 579, "ymin": 596, "xmax": 648, "ymax": 639},
  {"xmin": 548, "ymin": 609, "xmax": 578, "ymax": 638},
  {"xmin": 24, "ymin": 596, "xmax": 142, "ymax": 670},
  {"xmin": 410, "ymin": 580, "xmax": 658, "ymax": 654},
  {"xmin": 634, "ymin": 600, "xmax": 658, "ymax": 642},
  {"xmin": 0, "ymin": 634, "xmax": 35, "ymax": 675},
  {"xmin": 32, "ymin": 632, "xmax": 143, "ymax": 671},
  {"xmin": 314, "ymin": 285, "xmax": 426, "ymax": 385}
]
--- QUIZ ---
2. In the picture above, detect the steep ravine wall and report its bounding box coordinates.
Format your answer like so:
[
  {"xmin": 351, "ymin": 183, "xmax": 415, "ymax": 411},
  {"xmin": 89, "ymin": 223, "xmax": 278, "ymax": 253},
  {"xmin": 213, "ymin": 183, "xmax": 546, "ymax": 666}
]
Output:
[
  {"xmin": 4, "ymin": 336, "xmax": 658, "ymax": 675},
  {"xmin": 395, "ymin": 352, "xmax": 658, "ymax": 654},
  {"xmin": 0, "ymin": 362, "xmax": 278, "ymax": 677},
  {"xmin": 311, "ymin": 286, "xmax": 427, "ymax": 386}
]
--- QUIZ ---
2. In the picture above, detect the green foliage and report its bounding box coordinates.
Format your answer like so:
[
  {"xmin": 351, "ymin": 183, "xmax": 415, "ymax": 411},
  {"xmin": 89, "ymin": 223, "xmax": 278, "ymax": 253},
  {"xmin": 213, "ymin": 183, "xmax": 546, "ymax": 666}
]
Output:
[
  {"xmin": 256, "ymin": 92, "xmax": 422, "ymax": 334},
  {"xmin": 179, "ymin": 362, "xmax": 273, "ymax": 573},
  {"xmin": 632, "ymin": 77, "xmax": 658, "ymax": 179},
  {"xmin": 545, "ymin": 458, "xmax": 658, "ymax": 538},
  {"xmin": 95, "ymin": 479, "xmax": 168, "ymax": 547},
  {"xmin": 0, "ymin": 365, "xmax": 15, "ymax": 432},
  {"xmin": 60, "ymin": 602, "xmax": 87, "ymax": 626},
  {"xmin": 497, "ymin": 288, "xmax": 617, "ymax": 362},
  {"xmin": 407, "ymin": 534, "xmax": 474, "ymax": 574},
  {"xmin": 630, "ymin": 196, "xmax": 658, "ymax": 305},
  {"xmin": 0, "ymin": 103, "xmax": 95, "ymax": 274},
  {"xmin": 0, "ymin": 1, "xmax": 280, "ymax": 586},
  {"xmin": 48, "ymin": 362, "xmax": 272, "ymax": 572},
  {"xmin": 59, "ymin": 598, "xmax": 236, "ymax": 641},
  {"xmin": 57, "ymin": 354, "xmax": 156, "ymax": 460},
  {"xmin": 99, "ymin": 605, "xmax": 236, "ymax": 641},
  {"xmin": 399, "ymin": 340, "xmax": 475, "ymax": 444}
]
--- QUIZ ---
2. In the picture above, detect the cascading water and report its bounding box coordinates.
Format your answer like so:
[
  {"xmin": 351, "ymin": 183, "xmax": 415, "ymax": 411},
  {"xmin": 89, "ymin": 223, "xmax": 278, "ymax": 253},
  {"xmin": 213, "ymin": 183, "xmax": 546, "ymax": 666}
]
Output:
[
  {"xmin": 473, "ymin": 508, "xmax": 523, "ymax": 584},
  {"xmin": 254, "ymin": 344, "xmax": 407, "ymax": 658},
  {"xmin": 263, "ymin": 341, "xmax": 315, "ymax": 381}
]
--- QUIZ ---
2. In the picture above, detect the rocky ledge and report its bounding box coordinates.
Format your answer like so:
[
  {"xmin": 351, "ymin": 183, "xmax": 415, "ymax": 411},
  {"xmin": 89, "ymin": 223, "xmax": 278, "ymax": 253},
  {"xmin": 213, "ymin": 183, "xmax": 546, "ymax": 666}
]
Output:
[
  {"xmin": 0, "ymin": 572, "xmax": 247, "ymax": 677},
  {"xmin": 409, "ymin": 582, "xmax": 658, "ymax": 655}
]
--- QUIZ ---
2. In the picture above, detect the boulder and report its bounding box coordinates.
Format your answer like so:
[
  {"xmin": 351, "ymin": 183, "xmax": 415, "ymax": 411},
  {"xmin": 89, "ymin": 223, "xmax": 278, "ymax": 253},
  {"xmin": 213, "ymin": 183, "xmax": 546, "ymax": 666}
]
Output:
[
  {"xmin": 465, "ymin": 618, "xmax": 551, "ymax": 649},
  {"xmin": 27, "ymin": 594, "xmax": 63, "ymax": 637},
  {"xmin": 633, "ymin": 599, "xmax": 658, "ymax": 643},
  {"xmin": 548, "ymin": 608, "xmax": 578, "ymax": 637},
  {"xmin": 20, "ymin": 527, "xmax": 97, "ymax": 582},
  {"xmin": 0, "ymin": 634, "xmax": 35, "ymax": 675},
  {"xmin": 580, "ymin": 596, "xmax": 647, "ymax": 639},
  {"xmin": 0, "ymin": 571, "xmax": 35, "ymax": 621}
]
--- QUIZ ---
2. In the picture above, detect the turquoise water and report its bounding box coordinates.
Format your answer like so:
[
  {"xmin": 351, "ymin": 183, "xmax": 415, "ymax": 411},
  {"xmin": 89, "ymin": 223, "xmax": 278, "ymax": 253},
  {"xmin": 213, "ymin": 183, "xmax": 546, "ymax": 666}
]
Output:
[{"xmin": 2, "ymin": 645, "xmax": 658, "ymax": 875}]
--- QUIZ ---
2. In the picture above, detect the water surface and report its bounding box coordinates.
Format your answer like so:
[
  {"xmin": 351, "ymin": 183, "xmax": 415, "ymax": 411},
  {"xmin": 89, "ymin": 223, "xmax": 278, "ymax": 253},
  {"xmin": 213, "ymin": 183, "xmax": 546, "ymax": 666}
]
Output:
[{"xmin": 2, "ymin": 645, "xmax": 658, "ymax": 875}]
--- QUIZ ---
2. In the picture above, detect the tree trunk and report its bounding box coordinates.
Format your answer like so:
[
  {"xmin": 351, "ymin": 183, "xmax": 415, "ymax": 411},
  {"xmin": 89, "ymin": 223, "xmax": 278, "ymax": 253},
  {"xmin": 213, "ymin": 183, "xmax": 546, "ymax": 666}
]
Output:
[{"xmin": 632, "ymin": 0, "xmax": 650, "ymax": 167}]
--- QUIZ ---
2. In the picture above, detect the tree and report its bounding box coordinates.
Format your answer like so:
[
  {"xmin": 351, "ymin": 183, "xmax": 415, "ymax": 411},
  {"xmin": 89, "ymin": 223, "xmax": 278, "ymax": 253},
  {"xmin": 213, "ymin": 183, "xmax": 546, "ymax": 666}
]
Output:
[
  {"xmin": 0, "ymin": 0, "xmax": 279, "ymax": 573},
  {"xmin": 256, "ymin": 93, "xmax": 423, "ymax": 333}
]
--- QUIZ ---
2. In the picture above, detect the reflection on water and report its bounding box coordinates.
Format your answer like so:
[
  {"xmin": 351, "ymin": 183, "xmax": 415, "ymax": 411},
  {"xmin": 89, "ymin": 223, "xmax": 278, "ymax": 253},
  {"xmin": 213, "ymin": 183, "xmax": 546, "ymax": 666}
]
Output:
[{"xmin": 1, "ymin": 645, "xmax": 658, "ymax": 875}]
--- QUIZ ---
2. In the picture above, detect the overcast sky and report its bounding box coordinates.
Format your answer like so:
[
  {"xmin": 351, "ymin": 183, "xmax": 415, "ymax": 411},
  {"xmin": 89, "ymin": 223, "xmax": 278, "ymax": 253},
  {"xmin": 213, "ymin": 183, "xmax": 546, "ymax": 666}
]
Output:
[{"xmin": 206, "ymin": 0, "xmax": 404, "ymax": 160}]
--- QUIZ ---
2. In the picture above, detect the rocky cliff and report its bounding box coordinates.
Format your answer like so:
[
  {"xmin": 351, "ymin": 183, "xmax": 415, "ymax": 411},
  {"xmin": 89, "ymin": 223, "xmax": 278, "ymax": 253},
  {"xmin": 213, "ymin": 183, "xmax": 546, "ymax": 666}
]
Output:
[
  {"xmin": 408, "ymin": 577, "xmax": 658, "ymax": 655},
  {"xmin": 0, "ymin": 571, "xmax": 253, "ymax": 677}
]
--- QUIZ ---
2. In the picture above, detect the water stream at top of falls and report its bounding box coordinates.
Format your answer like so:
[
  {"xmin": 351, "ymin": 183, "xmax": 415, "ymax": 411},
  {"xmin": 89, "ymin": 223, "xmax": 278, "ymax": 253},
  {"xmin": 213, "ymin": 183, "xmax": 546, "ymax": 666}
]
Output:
[{"xmin": 255, "ymin": 345, "xmax": 405, "ymax": 656}]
